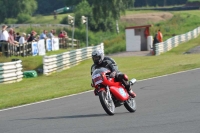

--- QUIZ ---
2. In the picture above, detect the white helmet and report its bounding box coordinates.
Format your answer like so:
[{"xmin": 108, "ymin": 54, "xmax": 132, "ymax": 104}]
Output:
[{"xmin": 92, "ymin": 49, "xmax": 104, "ymax": 64}]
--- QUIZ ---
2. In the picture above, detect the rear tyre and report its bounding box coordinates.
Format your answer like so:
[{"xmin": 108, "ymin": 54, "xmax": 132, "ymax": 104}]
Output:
[
  {"xmin": 124, "ymin": 97, "xmax": 136, "ymax": 112},
  {"xmin": 99, "ymin": 90, "xmax": 115, "ymax": 115}
]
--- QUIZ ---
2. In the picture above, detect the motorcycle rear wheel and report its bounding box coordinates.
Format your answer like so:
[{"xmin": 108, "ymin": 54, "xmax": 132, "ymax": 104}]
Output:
[
  {"xmin": 99, "ymin": 90, "xmax": 115, "ymax": 115},
  {"xmin": 124, "ymin": 97, "xmax": 136, "ymax": 112}
]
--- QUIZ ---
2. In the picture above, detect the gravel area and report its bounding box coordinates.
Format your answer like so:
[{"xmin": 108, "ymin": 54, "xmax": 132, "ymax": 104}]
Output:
[
  {"xmin": 107, "ymin": 45, "xmax": 200, "ymax": 57},
  {"xmin": 184, "ymin": 45, "xmax": 200, "ymax": 54}
]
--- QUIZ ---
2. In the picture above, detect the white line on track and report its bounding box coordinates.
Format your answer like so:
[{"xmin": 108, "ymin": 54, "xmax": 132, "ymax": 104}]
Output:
[{"xmin": 1, "ymin": 68, "xmax": 199, "ymax": 112}]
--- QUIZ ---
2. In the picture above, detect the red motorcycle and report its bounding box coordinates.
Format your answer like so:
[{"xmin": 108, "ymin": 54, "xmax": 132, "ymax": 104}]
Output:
[{"xmin": 91, "ymin": 67, "xmax": 137, "ymax": 115}]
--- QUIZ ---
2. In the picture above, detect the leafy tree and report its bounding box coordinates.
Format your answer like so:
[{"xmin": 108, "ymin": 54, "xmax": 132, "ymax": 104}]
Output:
[
  {"xmin": 91, "ymin": 0, "xmax": 134, "ymax": 22},
  {"xmin": 35, "ymin": 0, "xmax": 66, "ymax": 15},
  {"xmin": 73, "ymin": 0, "xmax": 117, "ymax": 32},
  {"xmin": 0, "ymin": 0, "xmax": 37, "ymax": 23},
  {"xmin": 74, "ymin": 0, "xmax": 92, "ymax": 27}
]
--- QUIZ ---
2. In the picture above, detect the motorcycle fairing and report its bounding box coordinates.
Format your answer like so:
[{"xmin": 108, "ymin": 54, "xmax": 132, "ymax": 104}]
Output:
[{"xmin": 109, "ymin": 86, "xmax": 129, "ymax": 101}]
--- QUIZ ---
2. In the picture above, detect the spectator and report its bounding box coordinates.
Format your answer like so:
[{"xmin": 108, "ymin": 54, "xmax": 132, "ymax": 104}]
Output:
[
  {"xmin": 47, "ymin": 30, "xmax": 54, "ymax": 38},
  {"xmin": 152, "ymin": 30, "xmax": 163, "ymax": 55},
  {"xmin": 19, "ymin": 33, "xmax": 27, "ymax": 44},
  {"xmin": 27, "ymin": 31, "xmax": 37, "ymax": 42},
  {"xmin": 52, "ymin": 29, "xmax": 56, "ymax": 36},
  {"xmin": 0, "ymin": 25, "xmax": 9, "ymax": 51},
  {"xmin": 53, "ymin": 10, "xmax": 57, "ymax": 20},
  {"xmin": 26, "ymin": 34, "xmax": 30, "ymax": 41},
  {"xmin": 36, "ymin": 35, "xmax": 40, "ymax": 41},
  {"xmin": 152, "ymin": 33, "xmax": 159, "ymax": 55},
  {"xmin": 63, "ymin": 31, "xmax": 68, "ymax": 38},
  {"xmin": 8, "ymin": 28, "xmax": 19, "ymax": 46},
  {"xmin": 157, "ymin": 29, "xmax": 163, "ymax": 43},
  {"xmin": 58, "ymin": 31, "xmax": 65, "ymax": 38},
  {"xmin": 15, "ymin": 32, "xmax": 21, "ymax": 42},
  {"xmin": 39, "ymin": 30, "xmax": 48, "ymax": 40}
]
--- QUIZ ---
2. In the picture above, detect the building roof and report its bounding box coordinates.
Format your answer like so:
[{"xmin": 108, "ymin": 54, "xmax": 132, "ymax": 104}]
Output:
[{"xmin": 125, "ymin": 25, "xmax": 152, "ymax": 29}]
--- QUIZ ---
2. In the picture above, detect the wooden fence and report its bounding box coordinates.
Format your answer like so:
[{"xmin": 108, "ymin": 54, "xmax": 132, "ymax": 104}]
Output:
[{"xmin": 0, "ymin": 38, "xmax": 80, "ymax": 57}]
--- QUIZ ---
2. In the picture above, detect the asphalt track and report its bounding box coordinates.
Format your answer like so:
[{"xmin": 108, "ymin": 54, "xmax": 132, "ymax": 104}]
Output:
[{"xmin": 0, "ymin": 68, "xmax": 200, "ymax": 133}]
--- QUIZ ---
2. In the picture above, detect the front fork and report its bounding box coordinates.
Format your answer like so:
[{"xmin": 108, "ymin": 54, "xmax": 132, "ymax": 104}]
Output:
[{"xmin": 106, "ymin": 86, "xmax": 112, "ymax": 102}]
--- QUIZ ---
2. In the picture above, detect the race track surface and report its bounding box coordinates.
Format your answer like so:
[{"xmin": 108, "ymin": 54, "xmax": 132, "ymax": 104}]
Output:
[{"xmin": 0, "ymin": 69, "xmax": 200, "ymax": 133}]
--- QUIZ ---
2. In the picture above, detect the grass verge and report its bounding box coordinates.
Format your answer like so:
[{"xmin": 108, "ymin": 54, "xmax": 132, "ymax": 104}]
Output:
[{"xmin": 0, "ymin": 35, "xmax": 200, "ymax": 110}]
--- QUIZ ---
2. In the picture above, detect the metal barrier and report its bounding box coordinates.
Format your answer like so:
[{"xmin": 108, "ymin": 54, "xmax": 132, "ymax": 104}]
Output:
[
  {"xmin": 155, "ymin": 27, "xmax": 200, "ymax": 55},
  {"xmin": 0, "ymin": 60, "xmax": 23, "ymax": 84},
  {"xmin": 43, "ymin": 43, "xmax": 104, "ymax": 75}
]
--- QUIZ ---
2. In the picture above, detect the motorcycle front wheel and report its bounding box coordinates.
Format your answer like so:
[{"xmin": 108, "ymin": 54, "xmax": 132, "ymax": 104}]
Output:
[
  {"xmin": 99, "ymin": 90, "xmax": 115, "ymax": 115},
  {"xmin": 124, "ymin": 97, "xmax": 136, "ymax": 112}
]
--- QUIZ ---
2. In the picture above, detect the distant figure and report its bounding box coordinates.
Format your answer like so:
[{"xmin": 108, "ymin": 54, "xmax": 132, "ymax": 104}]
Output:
[
  {"xmin": 58, "ymin": 31, "xmax": 65, "ymax": 38},
  {"xmin": 47, "ymin": 30, "xmax": 54, "ymax": 38},
  {"xmin": 157, "ymin": 29, "xmax": 163, "ymax": 43},
  {"xmin": 8, "ymin": 28, "xmax": 19, "ymax": 46},
  {"xmin": 53, "ymin": 10, "xmax": 57, "ymax": 20},
  {"xmin": 39, "ymin": 30, "xmax": 48, "ymax": 40},
  {"xmin": 0, "ymin": 25, "xmax": 9, "ymax": 51},
  {"xmin": 19, "ymin": 33, "xmax": 27, "ymax": 44},
  {"xmin": 27, "ymin": 31, "xmax": 37, "ymax": 42},
  {"xmin": 15, "ymin": 32, "xmax": 21, "ymax": 42},
  {"xmin": 152, "ymin": 30, "xmax": 163, "ymax": 55}
]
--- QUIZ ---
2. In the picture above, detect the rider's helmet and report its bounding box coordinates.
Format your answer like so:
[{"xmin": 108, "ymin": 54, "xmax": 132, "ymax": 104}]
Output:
[{"xmin": 92, "ymin": 49, "xmax": 104, "ymax": 65}]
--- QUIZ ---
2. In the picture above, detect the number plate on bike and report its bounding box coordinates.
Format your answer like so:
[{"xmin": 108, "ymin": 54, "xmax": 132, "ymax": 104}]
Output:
[{"xmin": 92, "ymin": 73, "xmax": 103, "ymax": 85}]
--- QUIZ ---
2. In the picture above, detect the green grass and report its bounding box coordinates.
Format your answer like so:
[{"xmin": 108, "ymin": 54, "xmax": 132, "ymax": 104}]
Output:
[
  {"xmin": 0, "ymin": 10, "xmax": 200, "ymax": 110},
  {"xmin": 0, "ymin": 35, "xmax": 200, "ymax": 110},
  {"xmin": 27, "ymin": 14, "xmax": 71, "ymax": 24},
  {"xmin": 187, "ymin": 0, "xmax": 200, "ymax": 2}
]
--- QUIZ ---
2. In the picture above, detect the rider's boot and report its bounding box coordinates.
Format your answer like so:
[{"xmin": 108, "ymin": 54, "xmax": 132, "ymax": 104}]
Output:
[{"xmin": 125, "ymin": 81, "xmax": 136, "ymax": 98}]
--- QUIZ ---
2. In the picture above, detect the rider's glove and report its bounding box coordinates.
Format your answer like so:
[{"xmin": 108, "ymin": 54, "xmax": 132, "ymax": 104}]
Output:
[{"xmin": 110, "ymin": 71, "xmax": 116, "ymax": 78}]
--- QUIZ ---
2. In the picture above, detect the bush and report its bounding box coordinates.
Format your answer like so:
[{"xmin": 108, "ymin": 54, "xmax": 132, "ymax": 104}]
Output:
[
  {"xmin": 60, "ymin": 16, "xmax": 68, "ymax": 24},
  {"xmin": 17, "ymin": 13, "xmax": 31, "ymax": 23},
  {"xmin": 3, "ymin": 18, "xmax": 17, "ymax": 24}
]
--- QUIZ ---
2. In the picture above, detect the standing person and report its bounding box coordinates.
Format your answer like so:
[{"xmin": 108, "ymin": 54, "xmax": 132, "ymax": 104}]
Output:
[
  {"xmin": 27, "ymin": 31, "xmax": 37, "ymax": 42},
  {"xmin": 39, "ymin": 30, "xmax": 48, "ymax": 40},
  {"xmin": 26, "ymin": 34, "xmax": 30, "ymax": 41},
  {"xmin": 152, "ymin": 32, "xmax": 159, "ymax": 55},
  {"xmin": 19, "ymin": 33, "xmax": 27, "ymax": 44},
  {"xmin": 8, "ymin": 28, "xmax": 19, "ymax": 46},
  {"xmin": 63, "ymin": 31, "xmax": 68, "ymax": 39},
  {"xmin": 58, "ymin": 31, "xmax": 65, "ymax": 38},
  {"xmin": 18, "ymin": 33, "xmax": 27, "ymax": 55},
  {"xmin": 47, "ymin": 30, "xmax": 54, "ymax": 38},
  {"xmin": 157, "ymin": 29, "xmax": 163, "ymax": 43},
  {"xmin": 15, "ymin": 32, "xmax": 21, "ymax": 42},
  {"xmin": 90, "ymin": 49, "xmax": 136, "ymax": 98},
  {"xmin": 0, "ymin": 25, "xmax": 9, "ymax": 51},
  {"xmin": 152, "ymin": 29, "xmax": 163, "ymax": 55}
]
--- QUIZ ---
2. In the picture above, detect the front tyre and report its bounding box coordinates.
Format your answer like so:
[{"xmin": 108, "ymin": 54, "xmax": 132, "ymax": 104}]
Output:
[
  {"xmin": 99, "ymin": 90, "xmax": 115, "ymax": 115},
  {"xmin": 124, "ymin": 97, "xmax": 136, "ymax": 112}
]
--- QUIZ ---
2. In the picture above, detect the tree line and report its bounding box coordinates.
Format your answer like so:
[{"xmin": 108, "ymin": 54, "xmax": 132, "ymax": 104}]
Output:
[{"xmin": 0, "ymin": 0, "xmax": 190, "ymax": 32}]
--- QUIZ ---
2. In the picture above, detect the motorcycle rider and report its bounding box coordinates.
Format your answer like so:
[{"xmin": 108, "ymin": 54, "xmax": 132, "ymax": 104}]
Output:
[{"xmin": 91, "ymin": 49, "xmax": 136, "ymax": 98}]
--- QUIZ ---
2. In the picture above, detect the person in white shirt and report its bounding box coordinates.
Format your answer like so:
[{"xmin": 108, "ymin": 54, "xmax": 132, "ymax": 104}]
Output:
[
  {"xmin": 19, "ymin": 33, "xmax": 27, "ymax": 44},
  {"xmin": 0, "ymin": 25, "xmax": 9, "ymax": 42},
  {"xmin": 0, "ymin": 25, "xmax": 9, "ymax": 52}
]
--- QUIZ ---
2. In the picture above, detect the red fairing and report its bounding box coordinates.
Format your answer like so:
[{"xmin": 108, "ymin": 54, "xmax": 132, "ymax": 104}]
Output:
[
  {"xmin": 110, "ymin": 86, "xmax": 129, "ymax": 101},
  {"xmin": 92, "ymin": 68, "xmax": 131, "ymax": 102}
]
